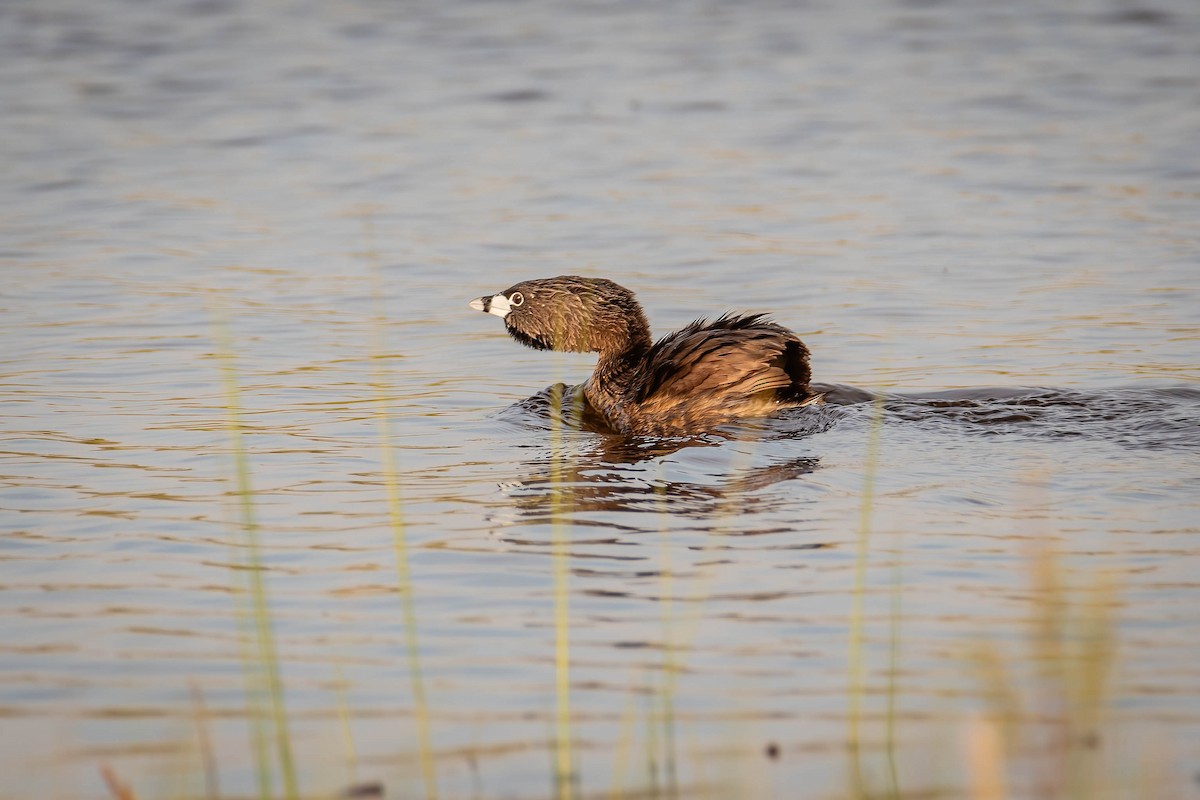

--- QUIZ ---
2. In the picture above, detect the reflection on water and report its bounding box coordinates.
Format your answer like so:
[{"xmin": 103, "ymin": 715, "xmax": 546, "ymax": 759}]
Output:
[
  {"xmin": 2, "ymin": 0, "xmax": 1200, "ymax": 797},
  {"xmin": 499, "ymin": 452, "xmax": 822, "ymax": 524}
]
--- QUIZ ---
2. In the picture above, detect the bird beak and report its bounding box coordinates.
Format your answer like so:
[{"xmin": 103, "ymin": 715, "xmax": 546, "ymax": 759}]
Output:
[{"xmin": 468, "ymin": 293, "xmax": 512, "ymax": 319}]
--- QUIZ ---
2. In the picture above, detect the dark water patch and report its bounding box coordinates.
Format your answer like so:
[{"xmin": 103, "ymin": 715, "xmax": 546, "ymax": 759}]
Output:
[
  {"xmin": 211, "ymin": 134, "xmax": 271, "ymax": 148},
  {"xmin": 153, "ymin": 75, "xmax": 227, "ymax": 95},
  {"xmin": 879, "ymin": 386, "xmax": 1200, "ymax": 450},
  {"xmin": 1102, "ymin": 8, "xmax": 1173, "ymax": 26},
  {"xmin": 185, "ymin": 0, "xmax": 240, "ymax": 16},
  {"xmin": 25, "ymin": 179, "xmax": 87, "ymax": 193},
  {"xmin": 76, "ymin": 81, "xmax": 119, "ymax": 96},
  {"xmin": 484, "ymin": 88, "xmax": 553, "ymax": 103}
]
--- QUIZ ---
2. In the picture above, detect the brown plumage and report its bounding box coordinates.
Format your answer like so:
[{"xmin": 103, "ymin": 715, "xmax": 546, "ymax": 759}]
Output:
[{"xmin": 468, "ymin": 276, "xmax": 821, "ymax": 437}]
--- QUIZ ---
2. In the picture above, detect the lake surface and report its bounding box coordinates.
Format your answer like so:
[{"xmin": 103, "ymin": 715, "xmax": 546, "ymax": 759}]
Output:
[{"xmin": 2, "ymin": 0, "xmax": 1198, "ymax": 798}]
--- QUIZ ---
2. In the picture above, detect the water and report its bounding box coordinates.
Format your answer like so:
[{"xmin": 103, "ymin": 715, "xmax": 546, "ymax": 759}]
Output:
[{"xmin": 2, "ymin": 0, "xmax": 1199, "ymax": 797}]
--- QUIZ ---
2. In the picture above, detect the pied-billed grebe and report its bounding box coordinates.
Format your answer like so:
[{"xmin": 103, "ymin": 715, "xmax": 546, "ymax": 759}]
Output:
[{"xmin": 468, "ymin": 276, "xmax": 822, "ymax": 437}]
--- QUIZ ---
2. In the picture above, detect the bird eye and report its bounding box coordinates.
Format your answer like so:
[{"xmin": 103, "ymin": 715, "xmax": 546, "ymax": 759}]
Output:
[{"xmin": 509, "ymin": 292, "xmax": 525, "ymax": 307}]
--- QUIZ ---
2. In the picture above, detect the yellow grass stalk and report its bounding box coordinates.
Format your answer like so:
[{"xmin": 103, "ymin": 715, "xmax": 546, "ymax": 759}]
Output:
[
  {"xmin": 215, "ymin": 315, "xmax": 298, "ymax": 800},
  {"xmin": 966, "ymin": 714, "xmax": 1007, "ymax": 800},
  {"xmin": 366, "ymin": 239, "xmax": 439, "ymax": 800},
  {"xmin": 847, "ymin": 391, "xmax": 885, "ymax": 798},
  {"xmin": 548, "ymin": 376, "xmax": 576, "ymax": 800}
]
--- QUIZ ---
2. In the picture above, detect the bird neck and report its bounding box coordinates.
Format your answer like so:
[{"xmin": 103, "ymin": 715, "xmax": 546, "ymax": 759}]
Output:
[
  {"xmin": 593, "ymin": 310, "xmax": 652, "ymax": 366},
  {"xmin": 585, "ymin": 312, "xmax": 652, "ymax": 411}
]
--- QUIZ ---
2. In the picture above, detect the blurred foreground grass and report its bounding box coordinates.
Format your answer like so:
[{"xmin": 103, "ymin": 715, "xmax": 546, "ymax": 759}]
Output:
[{"xmin": 93, "ymin": 328, "xmax": 1156, "ymax": 800}]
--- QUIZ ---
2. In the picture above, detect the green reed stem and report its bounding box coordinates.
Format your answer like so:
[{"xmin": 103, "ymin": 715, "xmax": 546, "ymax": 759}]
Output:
[
  {"xmin": 549, "ymin": 382, "xmax": 575, "ymax": 800},
  {"xmin": 848, "ymin": 391, "xmax": 885, "ymax": 799},
  {"xmin": 885, "ymin": 527, "xmax": 903, "ymax": 799},
  {"xmin": 215, "ymin": 317, "xmax": 298, "ymax": 800},
  {"xmin": 374, "ymin": 382, "xmax": 439, "ymax": 798},
  {"xmin": 656, "ymin": 480, "xmax": 680, "ymax": 800},
  {"xmin": 234, "ymin": 575, "xmax": 273, "ymax": 800},
  {"xmin": 366, "ymin": 240, "xmax": 439, "ymax": 800}
]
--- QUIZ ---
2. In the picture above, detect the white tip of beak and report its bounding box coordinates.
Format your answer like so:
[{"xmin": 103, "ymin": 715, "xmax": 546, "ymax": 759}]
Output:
[{"xmin": 468, "ymin": 298, "xmax": 486, "ymax": 311}]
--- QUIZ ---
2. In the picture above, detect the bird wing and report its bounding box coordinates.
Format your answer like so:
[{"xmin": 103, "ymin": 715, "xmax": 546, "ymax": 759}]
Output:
[{"xmin": 636, "ymin": 314, "xmax": 801, "ymax": 404}]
